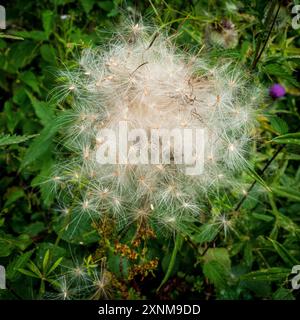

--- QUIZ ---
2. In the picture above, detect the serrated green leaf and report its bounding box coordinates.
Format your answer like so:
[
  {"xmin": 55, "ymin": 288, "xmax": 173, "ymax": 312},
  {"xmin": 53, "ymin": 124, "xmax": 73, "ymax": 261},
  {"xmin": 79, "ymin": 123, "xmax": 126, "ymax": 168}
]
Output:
[
  {"xmin": 202, "ymin": 248, "xmax": 231, "ymax": 289},
  {"xmin": 0, "ymin": 133, "xmax": 37, "ymax": 147}
]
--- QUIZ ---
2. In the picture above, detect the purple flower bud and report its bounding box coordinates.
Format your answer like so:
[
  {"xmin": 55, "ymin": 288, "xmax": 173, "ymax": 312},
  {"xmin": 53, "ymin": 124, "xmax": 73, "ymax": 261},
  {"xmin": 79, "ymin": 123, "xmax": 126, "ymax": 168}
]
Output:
[{"xmin": 269, "ymin": 84, "xmax": 286, "ymax": 99}]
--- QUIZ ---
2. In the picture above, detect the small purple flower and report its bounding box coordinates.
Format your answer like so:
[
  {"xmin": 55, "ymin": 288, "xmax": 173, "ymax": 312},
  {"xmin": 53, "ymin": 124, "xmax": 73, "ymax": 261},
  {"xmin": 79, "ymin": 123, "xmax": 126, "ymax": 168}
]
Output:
[{"xmin": 269, "ymin": 84, "xmax": 286, "ymax": 99}]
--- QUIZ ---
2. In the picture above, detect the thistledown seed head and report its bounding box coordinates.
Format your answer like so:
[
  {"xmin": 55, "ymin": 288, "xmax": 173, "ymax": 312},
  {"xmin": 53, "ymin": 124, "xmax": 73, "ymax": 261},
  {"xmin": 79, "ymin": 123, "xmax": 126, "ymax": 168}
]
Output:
[{"xmin": 51, "ymin": 22, "xmax": 262, "ymax": 237}]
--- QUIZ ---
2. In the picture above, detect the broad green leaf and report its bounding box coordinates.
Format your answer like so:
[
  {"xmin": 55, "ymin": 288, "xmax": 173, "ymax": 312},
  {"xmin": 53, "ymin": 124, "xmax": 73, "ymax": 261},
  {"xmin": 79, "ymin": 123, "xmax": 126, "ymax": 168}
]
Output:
[
  {"xmin": 26, "ymin": 91, "xmax": 54, "ymax": 126},
  {"xmin": 202, "ymin": 248, "xmax": 231, "ymax": 289},
  {"xmin": 6, "ymin": 40, "xmax": 38, "ymax": 71},
  {"xmin": 42, "ymin": 10, "xmax": 54, "ymax": 37},
  {"xmin": 4, "ymin": 187, "xmax": 25, "ymax": 207},
  {"xmin": 269, "ymin": 116, "xmax": 289, "ymax": 135},
  {"xmin": 20, "ymin": 71, "xmax": 40, "ymax": 94},
  {"xmin": 204, "ymin": 248, "xmax": 231, "ymax": 270},
  {"xmin": 21, "ymin": 117, "xmax": 63, "ymax": 169},
  {"xmin": 80, "ymin": 0, "xmax": 95, "ymax": 14},
  {"xmin": 23, "ymin": 222, "xmax": 45, "ymax": 237},
  {"xmin": 203, "ymin": 260, "xmax": 230, "ymax": 289},
  {"xmin": 40, "ymin": 44, "xmax": 57, "ymax": 64},
  {"xmin": 53, "ymin": 208, "xmax": 99, "ymax": 245}
]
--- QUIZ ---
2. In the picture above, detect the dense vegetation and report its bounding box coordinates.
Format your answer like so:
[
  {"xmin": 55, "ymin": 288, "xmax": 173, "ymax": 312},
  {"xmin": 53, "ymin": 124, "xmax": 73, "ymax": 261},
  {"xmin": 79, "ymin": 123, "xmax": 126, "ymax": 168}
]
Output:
[{"xmin": 0, "ymin": 0, "xmax": 300, "ymax": 300}]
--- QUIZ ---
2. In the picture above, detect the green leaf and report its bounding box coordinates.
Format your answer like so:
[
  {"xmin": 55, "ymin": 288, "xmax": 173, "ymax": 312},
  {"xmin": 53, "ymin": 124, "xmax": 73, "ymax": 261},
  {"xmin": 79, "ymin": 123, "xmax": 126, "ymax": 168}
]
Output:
[
  {"xmin": 203, "ymin": 260, "xmax": 230, "ymax": 289},
  {"xmin": 4, "ymin": 187, "xmax": 25, "ymax": 207},
  {"xmin": 268, "ymin": 238, "xmax": 299, "ymax": 266},
  {"xmin": 20, "ymin": 71, "xmax": 40, "ymax": 94},
  {"xmin": 0, "ymin": 134, "xmax": 36, "ymax": 147},
  {"xmin": 42, "ymin": 10, "xmax": 54, "ymax": 37},
  {"xmin": 0, "ymin": 232, "xmax": 32, "ymax": 257},
  {"xmin": 157, "ymin": 234, "xmax": 183, "ymax": 292},
  {"xmin": 21, "ymin": 117, "xmax": 63, "ymax": 169},
  {"xmin": 6, "ymin": 40, "xmax": 38, "ymax": 71},
  {"xmin": 80, "ymin": 0, "xmax": 95, "ymax": 14},
  {"xmin": 191, "ymin": 223, "xmax": 220, "ymax": 244},
  {"xmin": 42, "ymin": 250, "xmax": 50, "ymax": 273},
  {"xmin": 40, "ymin": 44, "xmax": 57, "ymax": 64},
  {"xmin": 202, "ymin": 248, "xmax": 231, "ymax": 289},
  {"xmin": 252, "ymin": 212, "xmax": 274, "ymax": 222},
  {"xmin": 107, "ymin": 251, "xmax": 129, "ymax": 278},
  {"xmin": 271, "ymin": 186, "xmax": 300, "ymax": 202},
  {"xmin": 272, "ymin": 132, "xmax": 300, "ymax": 145},
  {"xmin": 47, "ymin": 257, "xmax": 63, "ymax": 275},
  {"xmin": 204, "ymin": 248, "xmax": 231, "ymax": 269},
  {"xmin": 269, "ymin": 116, "xmax": 289, "ymax": 135},
  {"xmin": 97, "ymin": 1, "xmax": 114, "ymax": 12},
  {"xmin": 246, "ymin": 164, "xmax": 271, "ymax": 192},
  {"xmin": 272, "ymin": 288, "xmax": 295, "ymax": 300},
  {"xmin": 7, "ymin": 250, "xmax": 34, "ymax": 281},
  {"xmin": 240, "ymin": 268, "xmax": 290, "ymax": 282},
  {"xmin": 13, "ymin": 31, "xmax": 48, "ymax": 41},
  {"xmin": 4, "ymin": 100, "xmax": 21, "ymax": 133},
  {"xmin": 26, "ymin": 91, "xmax": 54, "ymax": 126},
  {"xmin": 0, "ymin": 33, "xmax": 24, "ymax": 40},
  {"xmin": 53, "ymin": 207, "xmax": 99, "ymax": 245},
  {"xmin": 18, "ymin": 268, "xmax": 40, "ymax": 279},
  {"xmin": 27, "ymin": 261, "xmax": 42, "ymax": 278},
  {"xmin": 23, "ymin": 222, "xmax": 45, "ymax": 237}
]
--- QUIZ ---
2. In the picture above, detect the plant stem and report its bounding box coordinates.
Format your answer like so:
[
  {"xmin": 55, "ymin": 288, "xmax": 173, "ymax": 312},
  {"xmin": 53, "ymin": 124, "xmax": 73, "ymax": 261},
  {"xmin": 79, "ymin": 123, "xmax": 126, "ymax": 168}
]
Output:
[{"xmin": 252, "ymin": 1, "xmax": 281, "ymax": 69}]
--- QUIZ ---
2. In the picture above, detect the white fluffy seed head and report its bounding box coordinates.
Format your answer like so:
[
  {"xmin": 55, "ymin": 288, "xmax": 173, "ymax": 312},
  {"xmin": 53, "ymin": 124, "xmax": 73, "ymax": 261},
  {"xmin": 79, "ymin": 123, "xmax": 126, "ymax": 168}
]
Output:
[{"xmin": 52, "ymin": 21, "xmax": 262, "ymax": 235}]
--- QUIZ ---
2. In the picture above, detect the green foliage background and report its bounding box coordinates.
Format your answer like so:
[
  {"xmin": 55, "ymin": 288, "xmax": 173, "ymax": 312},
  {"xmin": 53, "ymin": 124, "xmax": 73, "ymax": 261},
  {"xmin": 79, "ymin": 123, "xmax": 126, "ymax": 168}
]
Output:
[{"xmin": 0, "ymin": 0, "xmax": 300, "ymax": 300}]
